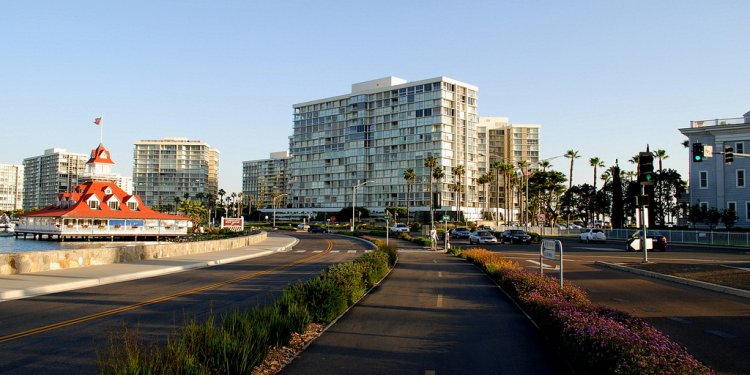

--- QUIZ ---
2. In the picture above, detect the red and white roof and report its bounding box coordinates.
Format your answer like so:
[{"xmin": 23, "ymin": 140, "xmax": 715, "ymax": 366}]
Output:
[{"xmin": 87, "ymin": 143, "xmax": 115, "ymax": 165}]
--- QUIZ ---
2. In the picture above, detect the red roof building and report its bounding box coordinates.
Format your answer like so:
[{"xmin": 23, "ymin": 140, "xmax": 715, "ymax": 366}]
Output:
[{"xmin": 17, "ymin": 144, "xmax": 190, "ymax": 240}]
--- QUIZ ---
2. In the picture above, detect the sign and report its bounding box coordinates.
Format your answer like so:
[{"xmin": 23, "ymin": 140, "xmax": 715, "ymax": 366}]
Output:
[
  {"xmin": 442, "ymin": 215, "xmax": 450, "ymax": 221},
  {"xmin": 542, "ymin": 239, "xmax": 558, "ymax": 260},
  {"xmin": 221, "ymin": 217, "xmax": 244, "ymax": 232},
  {"xmin": 536, "ymin": 213, "xmax": 546, "ymax": 222}
]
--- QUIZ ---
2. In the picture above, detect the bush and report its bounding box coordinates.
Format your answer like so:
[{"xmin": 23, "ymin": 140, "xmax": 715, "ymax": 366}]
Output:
[
  {"xmin": 527, "ymin": 231, "xmax": 541, "ymax": 243},
  {"xmin": 459, "ymin": 249, "xmax": 712, "ymax": 374}
]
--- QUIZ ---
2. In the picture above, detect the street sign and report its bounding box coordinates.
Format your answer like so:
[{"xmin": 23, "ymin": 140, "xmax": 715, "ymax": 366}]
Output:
[
  {"xmin": 542, "ymin": 239, "xmax": 558, "ymax": 260},
  {"xmin": 442, "ymin": 215, "xmax": 450, "ymax": 221},
  {"xmin": 539, "ymin": 239, "xmax": 564, "ymax": 289}
]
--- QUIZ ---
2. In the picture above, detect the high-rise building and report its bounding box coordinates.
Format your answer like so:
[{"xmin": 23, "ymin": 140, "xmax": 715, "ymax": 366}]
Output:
[
  {"xmin": 477, "ymin": 117, "xmax": 541, "ymax": 221},
  {"xmin": 22, "ymin": 148, "xmax": 88, "ymax": 210},
  {"xmin": 290, "ymin": 76, "xmax": 480, "ymax": 219},
  {"xmin": 242, "ymin": 151, "xmax": 290, "ymax": 209},
  {"xmin": 132, "ymin": 138, "xmax": 219, "ymax": 210},
  {"xmin": 0, "ymin": 164, "xmax": 24, "ymax": 211}
]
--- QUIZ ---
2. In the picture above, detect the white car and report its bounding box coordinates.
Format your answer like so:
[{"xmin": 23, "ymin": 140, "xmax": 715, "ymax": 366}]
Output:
[
  {"xmin": 469, "ymin": 230, "xmax": 498, "ymax": 244},
  {"xmin": 390, "ymin": 223, "xmax": 410, "ymax": 233},
  {"xmin": 580, "ymin": 228, "xmax": 606, "ymax": 243}
]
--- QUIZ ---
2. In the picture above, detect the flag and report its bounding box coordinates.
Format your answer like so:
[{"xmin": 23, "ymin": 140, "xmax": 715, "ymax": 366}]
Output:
[{"xmin": 94, "ymin": 117, "xmax": 102, "ymax": 126}]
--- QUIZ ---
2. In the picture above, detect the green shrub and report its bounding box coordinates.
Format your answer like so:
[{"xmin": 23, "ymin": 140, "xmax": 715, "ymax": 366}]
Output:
[{"xmin": 528, "ymin": 231, "xmax": 541, "ymax": 243}]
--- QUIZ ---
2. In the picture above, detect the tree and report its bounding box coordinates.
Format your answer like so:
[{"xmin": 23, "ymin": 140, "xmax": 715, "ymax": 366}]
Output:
[
  {"xmin": 653, "ymin": 149, "xmax": 669, "ymax": 174},
  {"xmin": 403, "ymin": 168, "xmax": 416, "ymax": 225},
  {"xmin": 564, "ymin": 150, "xmax": 580, "ymax": 224},
  {"xmin": 218, "ymin": 189, "xmax": 226, "ymax": 209},
  {"xmin": 491, "ymin": 161, "xmax": 503, "ymax": 226},
  {"xmin": 478, "ymin": 173, "xmax": 493, "ymax": 219},
  {"xmin": 688, "ymin": 204, "xmax": 706, "ymax": 229},
  {"xmin": 173, "ymin": 196, "xmax": 181, "ymax": 214},
  {"xmin": 589, "ymin": 157, "xmax": 604, "ymax": 224},
  {"xmin": 452, "ymin": 164, "xmax": 465, "ymax": 223},
  {"xmin": 501, "ymin": 162, "xmax": 515, "ymax": 223},
  {"xmin": 651, "ymin": 169, "xmax": 686, "ymax": 226},
  {"xmin": 538, "ymin": 160, "xmax": 551, "ymax": 172},
  {"xmin": 527, "ymin": 170, "xmax": 567, "ymax": 226},
  {"xmin": 610, "ymin": 164, "xmax": 625, "ymax": 228},
  {"xmin": 721, "ymin": 209, "xmax": 738, "ymax": 230},
  {"xmin": 424, "ymin": 155, "xmax": 438, "ymax": 227},
  {"xmin": 706, "ymin": 207, "xmax": 721, "ymax": 230}
]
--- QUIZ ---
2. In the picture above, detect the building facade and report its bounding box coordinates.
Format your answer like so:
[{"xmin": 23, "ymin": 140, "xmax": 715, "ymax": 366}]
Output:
[
  {"xmin": 242, "ymin": 151, "xmax": 290, "ymax": 209},
  {"xmin": 679, "ymin": 111, "xmax": 750, "ymax": 227},
  {"xmin": 22, "ymin": 148, "xmax": 88, "ymax": 211},
  {"xmin": 132, "ymin": 138, "xmax": 219, "ymax": 209},
  {"xmin": 289, "ymin": 76, "xmax": 480, "ymax": 219},
  {"xmin": 0, "ymin": 164, "xmax": 24, "ymax": 211},
  {"xmin": 477, "ymin": 117, "xmax": 541, "ymax": 221}
]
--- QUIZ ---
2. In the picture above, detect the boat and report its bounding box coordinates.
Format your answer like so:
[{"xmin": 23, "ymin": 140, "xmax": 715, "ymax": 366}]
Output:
[{"xmin": 0, "ymin": 213, "xmax": 14, "ymax": 237}]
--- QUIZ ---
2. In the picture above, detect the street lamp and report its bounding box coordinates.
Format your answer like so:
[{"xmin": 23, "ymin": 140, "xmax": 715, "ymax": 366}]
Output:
[
  {"xmin": 272, "ymin": 194, "xmax": 287, "ymax": 229},
  {"xmin": 351, "ymin": 180, "xmax": 368, "ymax": 232}
]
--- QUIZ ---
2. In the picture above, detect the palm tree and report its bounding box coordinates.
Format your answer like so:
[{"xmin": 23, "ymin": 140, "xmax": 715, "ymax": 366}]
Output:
[
  {"xmin": 501, "ymin": 162, "xmax": 515, "ymax": 224},
  {"xmin": 432, "ymin": 165, "xmax": 445, "ymax": 220},
  {"xmin": 516, "ymin": 160, "xmax": 530, "ymax": 225},
  {"xmin": 564, "ymin": 150, "xmax": 580, "ymax": 226},
  {"xmin": 478, "ymin": 173, "xmax": 493, "ymax": 218},
  {"xmin": 682, "ymin": 139, "xmax": 690, "ymax": 148},
  {"xmin": 589, "ymin": 157, "xmax": 604, "ymax": 190},
  {"xmin": 452, "ymin": 165, "xmax": 465, "ymax": 223},
  {"xmin": 424, "ymin": 156, "xmax": 438, "ymax": 228},
  {"xmin": 628, "ymin": 154, "xmax": 640, "ymax": 165},
  {"xmin": 173, "ymin": 196, "xmax": 181, "ymax": 214},
  {"xmin": 217, "ymin": 189, "xmax": 226, "ymax": 214},
  {"xmin": 403, "ymin": 168, "xmax": 416, "ymax": 225},
  {"xmin": 491, "ymin": 161, "xmax": 503, "ymax": 226},
  {"xmin": 653, "ymin": 149, "xmax": 668, "ymax": 173},
  {"xmin": 538, "ymin": 160, "xmax": 551, "ymax": 172}
]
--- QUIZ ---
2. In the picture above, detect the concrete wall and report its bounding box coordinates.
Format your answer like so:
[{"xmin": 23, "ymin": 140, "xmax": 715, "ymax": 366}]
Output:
[{"xmin": 0, "ymin": 231, "xmax": 267, "ymax": 275}]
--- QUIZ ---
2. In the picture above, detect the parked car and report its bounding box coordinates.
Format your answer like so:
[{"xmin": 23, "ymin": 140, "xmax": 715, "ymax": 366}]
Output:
[
  {"xmin": 626, "ymin": 230, "xmax": 667, "ymax": 252},
  {"xmin": 450, "ymin": 227, "xmax": 472, "ymax": 239},
  {"xmin": 390, "ymin": 223, "xmax": 410, "ymax": 234},
  {"xmin": 499, "ymin": 229, "xmax": 531, "ymax": 244},
  {"xmin": 308, "ymin": 225, "xmax": 328, "ymax": 233},
  {"xmin": 469, "ymin": 230, "xmax": 498, "ymax": 244},
  {"xmin": 580, "ymin": 228, "xmax": 606, "ymax": 243}
]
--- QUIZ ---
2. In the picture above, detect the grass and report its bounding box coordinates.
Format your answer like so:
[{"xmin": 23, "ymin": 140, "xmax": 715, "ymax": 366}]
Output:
[{"xmin": 99, "ymin": 244, "xmax": 396, "ymax": 374}]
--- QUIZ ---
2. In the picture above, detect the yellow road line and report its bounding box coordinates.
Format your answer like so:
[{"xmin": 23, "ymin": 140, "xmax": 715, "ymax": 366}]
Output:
[{"xmin": 0, "ymin": 239, "xmax": 333, "ymax": 344}]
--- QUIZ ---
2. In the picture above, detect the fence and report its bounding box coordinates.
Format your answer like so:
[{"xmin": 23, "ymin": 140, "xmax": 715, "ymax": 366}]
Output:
[{"xmin": 605, "ymin": 228, "xmax": 750, "ymax": 248}]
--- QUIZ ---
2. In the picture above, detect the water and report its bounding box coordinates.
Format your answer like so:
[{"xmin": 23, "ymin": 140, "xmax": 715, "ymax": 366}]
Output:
[{"xmin": 0, "ymin": 236, "xmax": 159, "ymax": 254}]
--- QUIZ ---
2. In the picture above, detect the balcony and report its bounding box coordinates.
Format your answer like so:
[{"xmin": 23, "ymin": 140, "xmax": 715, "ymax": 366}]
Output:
[{"xmin": 690, "ymin": 117, "xmax": 749, "ymax": 128}]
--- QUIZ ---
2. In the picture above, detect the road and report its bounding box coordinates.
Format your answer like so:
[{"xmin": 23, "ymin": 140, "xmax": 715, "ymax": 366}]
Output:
[
  {"xmin": 0, "ymin": 233, "xmax": 368, "ymax": 374},
  {"xmin": 283, "ymin": 250, "xmax": 569, "ymax": 375},
  {"xmin": 451, "ymin": 236, "xmax": 750, "ymax": 375}
]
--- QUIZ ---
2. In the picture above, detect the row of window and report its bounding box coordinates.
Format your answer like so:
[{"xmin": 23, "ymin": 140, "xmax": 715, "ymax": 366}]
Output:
[
  {"xmin": 698, "ymin": 201, "xmax": 750, "ymax": 222},
  {"xmin": 698, "ymin": 169, "xmax": 746, "ymax": 189}
]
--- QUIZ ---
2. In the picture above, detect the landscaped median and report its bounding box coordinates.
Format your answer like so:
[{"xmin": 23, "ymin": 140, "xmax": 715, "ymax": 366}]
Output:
[
  {"xmin": 99, "ymin": 241, "xmax": 397, "ymax": 374},
  {"xmin": 455, "ymin": 248, "xmax": 713, "ymax": 375}
]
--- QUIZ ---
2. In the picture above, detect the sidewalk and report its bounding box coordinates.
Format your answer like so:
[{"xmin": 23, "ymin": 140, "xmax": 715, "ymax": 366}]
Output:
[{"xmin": 0, "ymin": 233, "xmax": 298, "ymax": 302}]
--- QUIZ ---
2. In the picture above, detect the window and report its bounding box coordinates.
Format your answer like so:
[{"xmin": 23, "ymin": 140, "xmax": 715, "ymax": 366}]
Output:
[
  {"xmin": 736, "ymin": 142, "xmax": 744, "ymax": 154},
  {"xmin": 738, "ymin": 170, "xmax": 746, "ymax": 188},
  {"xmin": 699, "ymin": 171, "xmax": 708, "ymax": 188},
  {"xmin": 88, "ymin": 200, "xmax": 99, "ymax": 209},
  {"xmin": 700, "ymin": 202, "xmax": 709, "ymax": 211},
  {"xmin": 746, "ymin": 202, "xmax": 750, "ymax": 222},
  {"xmin": 728, "ymin": 201, "xmax": 736, "ymax": 213},
  {"xmin": 108, "ymin": 201, "xmax": 120, "ymax": 210}
]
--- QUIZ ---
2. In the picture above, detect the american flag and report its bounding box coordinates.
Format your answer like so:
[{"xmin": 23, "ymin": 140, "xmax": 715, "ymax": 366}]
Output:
[{"xmin": 94, "ymin": 117, "xmax": 102, "ymax": 126}]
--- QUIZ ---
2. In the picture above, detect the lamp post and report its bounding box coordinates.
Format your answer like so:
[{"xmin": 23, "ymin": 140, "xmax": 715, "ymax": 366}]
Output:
[
  {"xmin": 351, "ymin": 180, "xmax": 368, "ymax": 232},
  {"xmin": 272, "ymin": 193, "xmax": 287, "ymax": 229}
]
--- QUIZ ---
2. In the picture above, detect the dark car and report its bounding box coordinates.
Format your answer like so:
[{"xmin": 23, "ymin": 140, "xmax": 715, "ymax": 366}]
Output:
[
  {"xmin": 626, "ymin": 230, "xmax": 667, "ymax": 251},
  {"xmin": 450, "ymin": 227, "xmax": 472, "ymax": 239},
  {"xmin": 308, "ymin": 225, "xmax": 329, "ymax": 233},
  {"xmin": 499, "ymin": 229, "xmax": 531, "ymax": 244}
]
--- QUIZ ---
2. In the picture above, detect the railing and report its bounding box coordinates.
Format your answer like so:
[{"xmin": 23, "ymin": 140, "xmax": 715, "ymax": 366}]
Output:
[
  {"xmin": 605, "ymin": 228, "xmax": 750, "ymax": 248},
  {"xmin": 16, "ymin": 224, "xmax": 188, "ymax": 236},
  {"xmin": 691, "ymin": 117, "xmax": 748, "ymax": 128}
]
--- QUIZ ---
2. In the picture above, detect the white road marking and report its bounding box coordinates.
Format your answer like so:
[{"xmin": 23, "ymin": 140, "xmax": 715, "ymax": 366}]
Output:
[
  {"xmin": 295, "ymin": 250, "xmax": 306, "ymax": 253},
  {"xmin": 721, "ymin": 264, "xmax": 750, "ymax": 271},
  {"xmin": 525, "ymin": 260, "xmax": 559, "ymax": 270},
  {"xmin": 433, "ymin": 260, "xmax": 437, "ymax": 263},
  {"xmin": 706, "ymin": 329, "xmax": 736, "ymax": 339},
  {"xmin": 438, "ymin": 272, "xmax": 443, "ymax": 278},
  {"xmin": 578, "ymin": 246, "xmax": 624, "ymax": 252},
  {"xmin": 364, "ymin": 250, "xmax": 372, "ymax": 253},
  {"xmin": 331, "ymin": 250, "xmax": 340, "ymax": 253},
  {"xmin": 347, "ymin": 250, "xmax": 356, "ymax": 253},
  {"xmin": 312, "ymin": 250, "xmax": 322, "ymax": 253},
  {"xmin": 667, "ymin": 317, "xmax": 692, "ymax": 324}
]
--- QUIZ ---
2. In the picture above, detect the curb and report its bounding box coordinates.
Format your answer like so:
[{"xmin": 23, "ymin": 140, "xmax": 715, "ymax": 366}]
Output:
[
  {"xmin": 0, "ymin": 237, "xmax": 299, "ymax": 302},
  {"xmin": 595, "ymin": 261, "xmax": 750, "ymax": 299}
]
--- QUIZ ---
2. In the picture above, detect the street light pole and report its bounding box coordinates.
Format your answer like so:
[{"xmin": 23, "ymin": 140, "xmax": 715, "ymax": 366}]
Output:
[
  {"xmin": 351, "ymin": 180, "xmax": 368, "ymax": 232},
  {"xmin": 272, "ymin": 193, "xmax": 287, "ymax": 229}
]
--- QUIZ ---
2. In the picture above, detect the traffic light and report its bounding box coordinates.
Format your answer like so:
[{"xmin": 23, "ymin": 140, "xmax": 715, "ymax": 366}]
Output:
[
  {"xmin": 638, "ymin": 151, "xmax": 655, "ymax": 185},
  {"xmin": 692, "ymin": 142, "xmax": 704, "ymax": 162},
  {"xmin": 725, "ymin": 146, "xmax": 734, "ymax": 164}
]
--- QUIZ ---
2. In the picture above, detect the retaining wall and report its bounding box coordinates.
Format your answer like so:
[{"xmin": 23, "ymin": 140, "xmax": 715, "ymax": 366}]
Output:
[{"xmin": 0, "ymin": 232, "xmax": 268, "ymax": 275}]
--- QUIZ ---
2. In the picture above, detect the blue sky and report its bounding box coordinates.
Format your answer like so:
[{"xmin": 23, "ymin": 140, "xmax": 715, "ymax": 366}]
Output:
[{"xmin": 2, "ymin": 1, "xmax": 748, "ymax": 192}]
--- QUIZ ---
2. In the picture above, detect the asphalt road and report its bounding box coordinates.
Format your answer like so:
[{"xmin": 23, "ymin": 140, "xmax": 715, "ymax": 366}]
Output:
[
  {"xmin": 452, "ymin": 236, "xmax": 750, "ymax": 375},
  {"xmin": 0, "ymin": 233, "xmax": 368, "ymax": 374},
  {"xmin": 283, "ymin": 250, "xmax": 569, "ymax": 375}
]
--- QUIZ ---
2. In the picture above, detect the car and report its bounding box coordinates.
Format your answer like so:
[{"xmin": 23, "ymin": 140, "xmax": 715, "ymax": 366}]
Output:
[
  {"xmin": 499, "ymin": 229, "xmax": 531, "ymax": 244},
  {"xmin": 308, "ymin": 225, "xmax": 329, "ymax": 233},
  {"xmin": 469, "ymin": 230, "xmax": 498, "ymax": 244},
  {"xmin": 390, "ymin": 223, "xmax": 410, "ymax": 234},
  {"xmin": 450, "ymin": 227, "xmax": 471, "ymax": 239},
  {"xmin": 626, "ymin": 230, "xmax": 667, "ymax": 252},
  {"xmin": 580, "ymin": 228, "xmax": 606, "ymax": 243}
]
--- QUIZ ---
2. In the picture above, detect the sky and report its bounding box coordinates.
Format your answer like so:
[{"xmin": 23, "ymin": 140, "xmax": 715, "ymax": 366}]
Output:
[{"xmin": 2, "ymin": 1, "xmax": 748, "ymax": 193}]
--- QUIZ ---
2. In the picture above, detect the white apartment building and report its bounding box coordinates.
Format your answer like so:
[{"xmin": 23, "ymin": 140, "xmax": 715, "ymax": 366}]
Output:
[
  {"xmin": 133, "ymin": 138, "xmax": 219, "ymax": 209},
  {"xmin": 242, "ymin": 151, "xmax": 290, "ymax": 209},
  {"xmin": 289, "ymin": 76, "xmax": 480, "ymax": 219},
  {"xmin": 0, "ymin": 164, "xmax": 24, "ymax": 211},
  {"xmin": 23, "ymin": 148, "xmax": 88, "ymax": 210}
]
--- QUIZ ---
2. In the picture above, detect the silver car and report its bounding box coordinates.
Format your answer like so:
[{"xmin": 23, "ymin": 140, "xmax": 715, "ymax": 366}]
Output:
[{"xmin": 469, "ymin": 230, "xmax": 498, "ymax": 244}]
